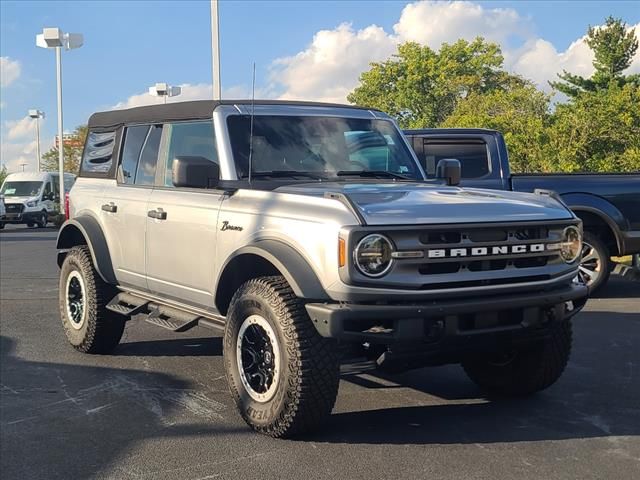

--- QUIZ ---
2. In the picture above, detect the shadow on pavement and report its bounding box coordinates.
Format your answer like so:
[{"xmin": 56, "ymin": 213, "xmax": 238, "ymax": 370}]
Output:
[
  {"xmin": 0, "ymin": 336, "xmax": 241, "ymax": 480},
  {"xmin": 116, "ymin": 336, "xmax": 222, "ymax": 357},
  {"xmin": 305, "ymin": 308, "xmax": 640, "ymax": 445}
]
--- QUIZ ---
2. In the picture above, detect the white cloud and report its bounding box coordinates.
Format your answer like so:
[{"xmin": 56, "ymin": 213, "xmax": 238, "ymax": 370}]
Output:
[
  {"xmin": 111, "ymin": 83, "xmax": 214, "ymax": 110},
  {"xmin": 0, "ymin": 56, "xmax": 21, "ymax": 88},
  {"xmin": 4, "ymin": 116, "xmax": 41, "ymax": 141},
  {"xmin": 267, "ymin": 1, "xmax": 640, "ymax": 101},
  {"xmin": 273, "ymin": 23, "xmax": 396, "ymax": 103},
  {"xmin": 0, "ymin": 139, "xmax": 38, "ymax": 173},
  {"xmin": 393, "ymin": 0, "xmax": 528, "ymax": 47},
  {"xmin": 112, "ymin": 82, "xmax": 275, "ymax": 110}
]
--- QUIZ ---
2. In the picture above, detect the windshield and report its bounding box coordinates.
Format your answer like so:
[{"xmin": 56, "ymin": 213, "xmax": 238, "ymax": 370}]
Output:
[
  {"xmin": 0, "ymin": 181, "xmax": 43, "ymax": 197},
  {"xmin": 227, "ymin": 115, "xmax": 422, "ymax": 180}
]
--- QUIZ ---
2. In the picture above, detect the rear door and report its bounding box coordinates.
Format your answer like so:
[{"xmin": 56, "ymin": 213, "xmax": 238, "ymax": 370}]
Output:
[
  {"xmin": 145, "ymin": 120, "xmax": 222, "ymax": 309},
  {"xmin": 101, "ymin": 125, "xmax": 162, "ymax": 291}
]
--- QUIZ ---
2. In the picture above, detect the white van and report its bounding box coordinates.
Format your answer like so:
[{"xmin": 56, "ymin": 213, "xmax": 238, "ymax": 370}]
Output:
[{"xmin": 0, "ymin": 172, "xmax": 76, "ymax": 228}]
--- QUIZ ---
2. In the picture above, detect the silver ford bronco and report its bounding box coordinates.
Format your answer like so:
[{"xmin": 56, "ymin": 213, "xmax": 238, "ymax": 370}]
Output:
[{"xmin": 56, "ymin": 100, "xmax": 588, "ymax": 437}]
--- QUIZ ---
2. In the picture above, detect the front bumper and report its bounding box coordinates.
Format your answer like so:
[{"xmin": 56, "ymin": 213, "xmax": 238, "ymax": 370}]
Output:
[
  {"xmin": 2, "ymin": 210, "xmax": 42, "ymax": 224},
  {"xmin": 306, "ymin": 283, "xmax": 588, "ymax": 345}
]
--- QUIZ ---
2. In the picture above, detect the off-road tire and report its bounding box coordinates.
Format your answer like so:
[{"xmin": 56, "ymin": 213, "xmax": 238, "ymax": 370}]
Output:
[
  {"xmin": 581, "ymin": 231, "xmax": 611, "ymax": 295},
  {"xmin": 59, "ymin": 246, "xmax": 125, "ymax": 353},
  {"xmin": 462, "ymin": 319, "xmax": 572, "ymax": 396},
  {"xmin": 26, "ymin": 222, "xmax": 34, "ymax": 227},
  {"xmin": 224, "ymin": 276, "xmax": 339, "ymax": 438}
]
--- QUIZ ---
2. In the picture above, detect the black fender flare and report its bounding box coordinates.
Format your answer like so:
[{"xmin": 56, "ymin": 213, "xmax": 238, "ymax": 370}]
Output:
[
  {"xmin": 561, "ymin": 192, "xmax": 626, "ymax": 252},
  {"xmin": 56, "ymin": 217, "xmax": 117, "ymax": 284},
  {"xmin": 216, "ymin": 239, "xmax": 329, "ymax": 303}
]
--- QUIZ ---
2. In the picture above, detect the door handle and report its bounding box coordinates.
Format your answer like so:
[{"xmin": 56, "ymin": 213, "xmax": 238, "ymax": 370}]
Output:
[
  {"xmin": 147, "ymin": 208, "xmax": 167, "ymax": 220},
  {"xmin": 101, "ymin": 203, "xmax": 117, "ymax": 213}
]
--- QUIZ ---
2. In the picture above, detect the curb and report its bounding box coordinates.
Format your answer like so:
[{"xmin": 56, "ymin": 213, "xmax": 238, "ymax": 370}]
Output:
[{"xmin": 613, "ymin": 264, "xmax": 640, "ymax": 282}]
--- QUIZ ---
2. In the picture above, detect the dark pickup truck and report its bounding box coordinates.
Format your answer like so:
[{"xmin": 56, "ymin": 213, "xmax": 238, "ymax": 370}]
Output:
[{"xmin": 405, "ymin": 128, "xmax": 640, "ymax": 292}]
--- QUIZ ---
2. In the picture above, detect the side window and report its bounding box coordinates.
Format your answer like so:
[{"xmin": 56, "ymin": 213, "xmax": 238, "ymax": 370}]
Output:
[
  {"xmin": 135, "ymin": 125, "xmax": 162, "ymax": 186},
  {"xmin": 81, "ymin": 130, "xmax": 116, "ymax": 175},
  {"xmin": 163, "ymin": 121, "xmax": 217, "ymax": 187},
  {"xmin": 345, "ymin": 131, "xmax": 409, "ymax": 174},
  {"xmin": 119, "ymin": 125, "xmax": 150, "ymax": 184},
  {"xmin": 43, "ymin": 181, "xmax": 52, "ymax": 199},
  {"xmin": 422, "ymin": 141, "xmax": 490, "ymax": 179}
]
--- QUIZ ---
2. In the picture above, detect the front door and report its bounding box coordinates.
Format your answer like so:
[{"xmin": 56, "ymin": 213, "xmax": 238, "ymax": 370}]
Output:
[{"xmin": 144, "ymin": 120, "xmax": 222, "ymax": 309}]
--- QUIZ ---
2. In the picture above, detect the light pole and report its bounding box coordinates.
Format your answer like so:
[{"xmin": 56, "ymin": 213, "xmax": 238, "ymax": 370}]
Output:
[
  {"xmin": 28, "ymin": 110, "xmax": 45, "ymax": 172},
  {"xmin": 148, "ymin": 83, "xmax": 181, "ymax": 104},
  {"xmin": 210, "ymin": 0, "xmax": 221, "ymax": 100},
  {"xmin": 36, "ymin": 27, "xmax": 83, "ymax": 206}
]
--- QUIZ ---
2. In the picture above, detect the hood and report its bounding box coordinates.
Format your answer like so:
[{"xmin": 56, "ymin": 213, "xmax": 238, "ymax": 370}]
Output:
[
  {"xmin": 276, "ymin": 182, "xmax": 573, "ymax": 225},
  {"xmin": 3, "ymin": 196, "xmax": 39, "ymax": 205}
]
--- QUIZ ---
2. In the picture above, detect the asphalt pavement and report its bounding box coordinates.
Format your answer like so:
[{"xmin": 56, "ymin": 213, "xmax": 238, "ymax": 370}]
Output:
[{"xmin": 1, "ymin": 224, "xmax": 639, "ymax": 480}]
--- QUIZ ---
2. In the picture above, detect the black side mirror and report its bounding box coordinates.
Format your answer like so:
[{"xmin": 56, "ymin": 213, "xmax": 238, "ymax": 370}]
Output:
[
  {"xmin": 172, "ymin": 156, "xmax": 220, "ymax": 189},
  {"xmin": 436, "ymin": 158, "xmax": 461, "ymax": 186}
]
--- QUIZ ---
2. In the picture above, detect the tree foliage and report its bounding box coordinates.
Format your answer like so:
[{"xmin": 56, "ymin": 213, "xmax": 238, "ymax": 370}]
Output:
[
  {"xmin": 348, "ymin": 16, "xmax": 639, "ymax": 174},
  {"xmin": 547, "ymin": 83, "xmax": 640, "ymax": 172},
  {"xmin": 41, "ymin": 125, "xmax": 88, "ymax": 174},
  {"xmin": 550, "ymin": 17, "xmax": 639, "ymax": 97},
  {"xmin": 348, "ymin": 38, "xmax": 523, "ymax": 128},
  {"xmin": 443, "ymin": 83, "xmax": 553, "ymax": 173},
  {"xmin": 0, "ymin": 165, "xmax": 8, "ymax": 186}
]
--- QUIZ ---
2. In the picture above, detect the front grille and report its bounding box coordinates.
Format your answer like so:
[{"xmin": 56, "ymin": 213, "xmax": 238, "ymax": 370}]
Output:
[
  {"xmin": 346, "ymin": 220, "xmax": 577, "ymax": 292},
  {"xmin": 4, "ymin": 203, "xmax": 24, "ymax": 214}
]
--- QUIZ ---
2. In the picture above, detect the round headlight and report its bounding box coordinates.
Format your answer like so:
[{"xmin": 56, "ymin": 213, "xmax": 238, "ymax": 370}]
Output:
[
  {"xmin": 354, "ymin": 234, "xmax": 394, "ymax": 277},
  {"xmin": 561, "ymin": 226, "xmax": 582, "ymax": 263}
]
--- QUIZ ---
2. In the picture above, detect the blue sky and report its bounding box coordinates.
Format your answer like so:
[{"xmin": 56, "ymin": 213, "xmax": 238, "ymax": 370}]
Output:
[{"xmin": 1, "ymin": 0, "xmax": 639, "ymax": 172}]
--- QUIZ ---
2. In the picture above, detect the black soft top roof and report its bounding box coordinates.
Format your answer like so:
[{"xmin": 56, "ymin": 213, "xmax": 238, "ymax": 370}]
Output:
[{"xmin": 87, "ymin": 100, "xmax": 374, "ymax": 129}]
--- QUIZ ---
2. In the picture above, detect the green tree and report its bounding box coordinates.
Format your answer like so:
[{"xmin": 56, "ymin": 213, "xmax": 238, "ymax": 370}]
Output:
[
  {"xmin": 547, "ymin": 83, "xmax": 640, "ymax": 172},
  {"xmin": 41, "ymin": 125, "xmax": 87, "ymax": 174},
  {"xmin": 443, "ymin": 83, "xmax": 553, "ymax": 173},
  {"xmin": 348, "ymin": 38, "xmax": 522, "ymax": 128},
  {"xmin": 550, "ymin": 17, "xmax": 639, "ymax": 97},
  {"xmin": 0, "ymin": 165, "xmax": 8, "ymax": 186}
]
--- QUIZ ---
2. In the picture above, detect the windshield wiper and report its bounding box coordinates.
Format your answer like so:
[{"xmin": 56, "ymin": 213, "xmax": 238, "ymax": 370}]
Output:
[
  {"xmin": 335, "ymin": 170, "xmax": 413, "ymax": 180},
  {"xmin": 240, "ymin": 171, "xmax": 326, "ymax": 180}
]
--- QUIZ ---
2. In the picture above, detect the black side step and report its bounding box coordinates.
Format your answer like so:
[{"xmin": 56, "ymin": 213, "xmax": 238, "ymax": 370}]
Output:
[
  {"xmin": 145, "ymin": 303, "xmax": 202, "ymax": 333},
  {"xmin": 106, "ymin": 293, "xmax": 149, "ymax": 316}
]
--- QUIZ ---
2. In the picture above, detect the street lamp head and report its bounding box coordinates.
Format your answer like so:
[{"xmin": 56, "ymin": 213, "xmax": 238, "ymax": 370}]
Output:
[
  {"xmin": 28, "ymin": 109, "xmax": 45, "ymax": 119},
  {"xmin": 148, "ymin": 83, "xmax": 182, "ymax": 98},
  {"xmin": 36, "ymin": 28, "xmax": 83, "ymax": 50}
]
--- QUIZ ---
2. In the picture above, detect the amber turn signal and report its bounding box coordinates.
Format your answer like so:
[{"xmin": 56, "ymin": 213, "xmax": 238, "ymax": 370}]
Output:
[{"xmin": 338, "ymin": 237, "xmax": 346, "ymax": 267}]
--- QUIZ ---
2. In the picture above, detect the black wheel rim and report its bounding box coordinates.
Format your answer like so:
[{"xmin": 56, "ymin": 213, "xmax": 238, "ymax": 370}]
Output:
[
  {"xmin": 236, "ymin": 314, "xmax": 281, "ymax": 402},
  {"xmin": 241, "ymin": 324, "xmax": 276, "ymax": 395},
  {"xmin": 66, "ymin": 272, "xmax": 85, "ymax": 327}
]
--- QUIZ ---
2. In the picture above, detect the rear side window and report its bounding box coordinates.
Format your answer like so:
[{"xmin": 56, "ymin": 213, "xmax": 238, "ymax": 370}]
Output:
[
  {"xmin": 135, "ymin": 125, "xmax": 162, "ymax": 186},
  {"xmin": 119, "ymin": 125, "xmax": 150, "ymax": 184},
  {"xmin": 81, "ymin": 131, "xmax": 116, "ymax": 174},
  {"xmin": 421, "ymin": 141, "xmax": 490, "ymax": 178}
]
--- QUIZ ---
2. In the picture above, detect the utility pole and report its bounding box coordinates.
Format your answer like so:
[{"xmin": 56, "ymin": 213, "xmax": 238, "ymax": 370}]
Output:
[{"xmin": 210, "ymin": 0, "xmax": 221, "ymax": 100}]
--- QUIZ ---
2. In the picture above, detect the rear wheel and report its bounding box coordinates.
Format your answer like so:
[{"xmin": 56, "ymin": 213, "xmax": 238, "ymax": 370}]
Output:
[
  {"xmin": 59, "ymin": 246, "xmax": 125, "ymax": 353},
  {"xmin": 462, "ymin": 319, "xmax": 572, "ymax": 396},
  {"xmin": 26, "ymin": 222, "xmax": 34, "ymax": 228},
  {"xmin": 224, "ymin": 276, "xmax": 339, "ymax": 437},
  {"xmin": 578, "ymin": 231, "xmax": 611, "ymax": 294}
]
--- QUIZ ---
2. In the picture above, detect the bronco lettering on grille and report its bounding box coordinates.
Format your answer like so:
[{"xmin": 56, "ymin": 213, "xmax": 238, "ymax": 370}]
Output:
[{"xmin": 427, "ymin": 243, "xmax": 546, "ymax": 259}]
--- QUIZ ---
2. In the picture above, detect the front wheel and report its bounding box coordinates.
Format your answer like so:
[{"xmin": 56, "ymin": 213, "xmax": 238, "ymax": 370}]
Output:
[
  {"xmin": 462, "ymin": 319, "xmax": 572, "ymax": 396},
  {"xmin": 37, "ymin": 211, "xmax": 48, "ymax": 228},
  {"xmin": 59, "ymin": 246, "xmax": 126, "ymax": 353},
  {"xmin": 578, "ymin": 231, "xmax": 611, "ymax": 294},
  {"xmin": 223, "ymin": 276, "xmax": 339, "ymax": 438}
]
